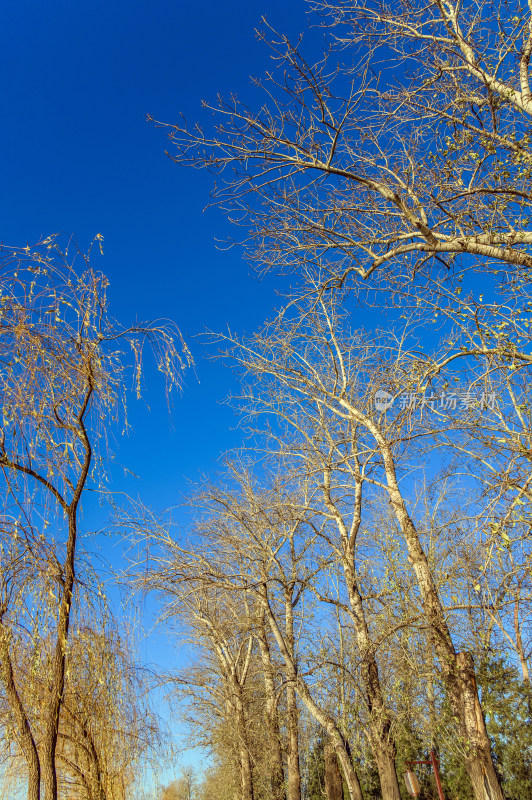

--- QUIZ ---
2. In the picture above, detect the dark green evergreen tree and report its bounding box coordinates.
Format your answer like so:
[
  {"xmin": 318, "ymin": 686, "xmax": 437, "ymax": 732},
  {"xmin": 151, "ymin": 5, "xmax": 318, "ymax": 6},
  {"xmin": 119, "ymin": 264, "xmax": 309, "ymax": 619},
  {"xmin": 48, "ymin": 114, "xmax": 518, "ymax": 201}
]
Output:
[
  {"xmin": 307, "ymin": 738, "xmax": 325, "ymax": 800},
  {"xmin": 478, "ymin": 658, "xmax": 532, "ymax": 800}
]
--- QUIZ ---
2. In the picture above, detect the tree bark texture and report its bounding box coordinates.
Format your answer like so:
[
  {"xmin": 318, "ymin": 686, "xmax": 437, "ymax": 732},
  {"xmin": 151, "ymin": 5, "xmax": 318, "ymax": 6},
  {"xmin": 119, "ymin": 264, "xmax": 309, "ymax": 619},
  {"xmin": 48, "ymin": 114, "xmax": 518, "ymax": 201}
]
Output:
[{"xmin": 256, "ymin": 619, "xmax": 286, "ymax": 800}]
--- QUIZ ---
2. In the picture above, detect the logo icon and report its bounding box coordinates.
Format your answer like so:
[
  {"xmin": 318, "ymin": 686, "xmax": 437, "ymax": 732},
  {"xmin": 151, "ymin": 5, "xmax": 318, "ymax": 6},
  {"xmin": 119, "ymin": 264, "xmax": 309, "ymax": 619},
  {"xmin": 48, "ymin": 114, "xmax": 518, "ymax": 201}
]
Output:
[{"xmin": 374, "ymin": 390, "xmax": 394, "ymax": 411}]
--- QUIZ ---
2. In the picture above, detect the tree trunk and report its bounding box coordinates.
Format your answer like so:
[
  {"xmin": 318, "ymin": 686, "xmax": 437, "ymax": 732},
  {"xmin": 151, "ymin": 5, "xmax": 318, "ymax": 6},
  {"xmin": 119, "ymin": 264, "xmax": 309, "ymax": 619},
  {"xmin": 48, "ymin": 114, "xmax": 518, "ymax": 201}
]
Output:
[
  {"xmin": 452, "ymin": 652, "xmax": 505, "ymax": 800},
  {"xmin": 262, "ymin": 594, "xmax": 363, "ymax": 800},
  {"xmin": 234, "ymin": 690, "xmax": 254, "ymax": 800},
  {"xmin": 81, "ymin": 714, "xmax": 106, "ymax": 800},
  {"xmin": 227, "ymin": 700, "xmax": 242, "ymax": 800},
  {"xmin": 256, "ymin": 618, "xmax": 285, "ymax": 800},
  {"xmin": 365, "ymin": 660, "xmax": 401, "ymax": 800},
  {"xmin": 284, "ymin": 595, "xmax": 301, "ymax": 800},
  {"xmin": 373, "ymin": 431, "xmax": 505, "ymax": 800},
  {"xmin": 344, "ymin": 566, "xmax": 401, "ymax": 800},
  {"xmin": 514, "ymin": 601, "xmax": 530, "ymax": 685},
  {"xmin": 0, "ymin": 623, "xmax": 41, "ymax": 800},
  {"xmin": 41, "ymin": 384, "xmax": 92, "ymax": 800},
  {"xmin": 324, "ymin": 743, "xmax": 343, "ymax": 800},
  {"xmin": 42, "ymin": 512, "xmax": 77, "ymax": 800},
  {"xmin": 286, "ymin": 682, "xmax": 301, "ymax": 800},
  {"xmin": 323, "ymin": 467, "xmax": 401, "ymax": 800},
  {"xmin": 426, "ymin": 639, "xmax": 437, "ymax": 749},
  {"xmin": 297, "ymin": 684, "xmax": 363, "ymax": 800}
]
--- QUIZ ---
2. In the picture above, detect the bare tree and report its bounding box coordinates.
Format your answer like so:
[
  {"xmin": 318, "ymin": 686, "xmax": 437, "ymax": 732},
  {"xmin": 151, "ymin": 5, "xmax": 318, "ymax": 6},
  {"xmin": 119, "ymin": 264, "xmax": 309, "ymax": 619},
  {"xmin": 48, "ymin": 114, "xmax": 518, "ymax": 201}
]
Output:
[
  {"xmin": 220, "ymin": 293, "xmax": 506, "ymax": 800},
  {"xmin": 133, "ymin": 472, "xmax": 368, "ymax": 800},
  {"xmin": 258, "ymin": 398, "xmax": 403, "ymax": 800},
  {"xmin": 157, "ymin": 1, "xmax": 532, "ymax": 286},
  {"xmin": 55, "ymin": 617, "xmax": 161, "ymax": 800},
  {"xmin": 143, "ymin": 568, "xmax": 257, "ymax": 800},
  {"xmin": 0, "ymin": 236, "xmax": 188, "ymax": 800},
  {"xmin": 187, "ymin": 477, "xmax": 364, "ymax": 800},
  {"xmin": 254, "ymin": 609, "xmax": 286, "ymax": 800},
  {"xmin": 160, "ymin": 768, "xmax": 196, "ymax": 800}
]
